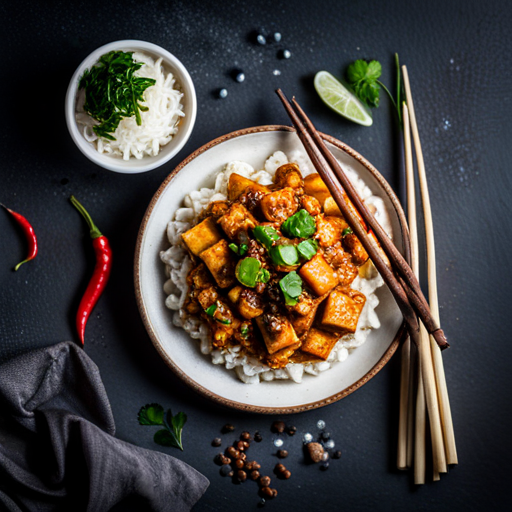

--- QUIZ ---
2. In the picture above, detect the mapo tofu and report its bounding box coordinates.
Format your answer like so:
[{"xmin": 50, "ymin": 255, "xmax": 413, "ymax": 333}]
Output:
[{"xmin": 180, "ymin": 163, "xmax": 380, "ymax": 369}]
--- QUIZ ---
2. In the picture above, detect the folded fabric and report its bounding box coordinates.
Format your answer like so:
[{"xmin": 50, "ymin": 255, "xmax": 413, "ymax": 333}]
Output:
[{"xmin": 0, "ymin": 341, "xmax": 209, "ymax": 512}]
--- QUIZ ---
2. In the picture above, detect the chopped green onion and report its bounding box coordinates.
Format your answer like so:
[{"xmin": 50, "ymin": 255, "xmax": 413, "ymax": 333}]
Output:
[
  {"xmin": 239, "ymin": 244, "xmax": 248, "ymax": 256},
  {"xmin": 257, "ymin": 268, "xmax": 271, "ymax": 283},
  {"xmin": 205, "ymin": 304, "xmax": 217, "ymax": 316},
  {"xmin": 279, "ymin": 271, "xmax": 303, "ymax": 306},
  {"xmin": 253, "ymin": 225, "xmax": 280, "ymax": 249},
  {"xmin": 241, "ymin": 324, "xmax": 250, "ymax": 337},
  {"xmin": 281, "ymin": 209, "xmax": 316, "ymax": 238},
  {"xmin": 270, "ymin": 244, "xmax": 299, "ymax": 266},
  {"xmin": 229, "ymin": 243, "xmax": 239, "ymax": 254},
  {"xmin": 235, "ymin": 257, "xmax": 262, "ymax": 287},
  {"xmin": 218, "ymin": 318, "xmax": 232, "ymax": 325},
  {"xmin": 342, "ymin": 227, "xmax": 353, "ymax": 236},
  {"xmin": 297, "ymin": 239, "xmax": 318, "ymax": 260}
]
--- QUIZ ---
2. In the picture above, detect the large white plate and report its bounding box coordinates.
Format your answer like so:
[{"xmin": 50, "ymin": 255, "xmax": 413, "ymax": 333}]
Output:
[{"xmin": 135, "ymin": 126, "xmax": 407, "ymax": 413}]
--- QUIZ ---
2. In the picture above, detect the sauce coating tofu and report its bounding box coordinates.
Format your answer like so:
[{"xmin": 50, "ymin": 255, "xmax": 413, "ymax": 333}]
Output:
[
  {"xmin": 304, "ymin": 173, "xmax": 331, "ymax": 205},
  {"xmin": 255, "ymin": 313, "xmax": 300, "ymax": 355},
  {"xmin": 199, "ymin": 239, "xmax": 236, "ymax": 288},
  {"xmin": 301, "ymin": 327, "xmax": 341, "ymax": 361},
  {"xmin": 298, "ymin": 252, "xmax": 338, "ymax": 296},
  {"xmin": 228, "ymin": 173, "xmax": 270, "ymax": 201},
  {"xmin": 319, "ymin": 286, "xmax": 366, "ymax": 334},
  {"xmin": 181, "ymin": 216, "xmax": 222, "ymax": 256},
  {"xmin": 218, "ymin": 202, "xmax": 258, "ymax": 240},
  {"xmin": 260, "ymin": 187, "xmax": 298, "ymax": 223}
]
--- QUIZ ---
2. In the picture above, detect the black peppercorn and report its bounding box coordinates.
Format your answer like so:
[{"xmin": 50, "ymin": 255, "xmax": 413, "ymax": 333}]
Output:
[
  {"xmin": 286, "ymin": 425, "xmax": 297, "ymax": 436},
  {"xmin": 271, "ymin": 421, "xmax": 285, "ymax": 433},
  {"xmin": 220, "ymin": 464, "xmax": 232, "ymax": 477},
  {"xmin": 254, "ymin": 431, "xmax": 263, "ymax": 442},
  {"xmin": 237, "ymin": 470, "xmax": 247, "ymax": 482},
  {"xmin": 283, "ymin": 470, "xmax": 291, "ymax": 479},
  {"xmin": 259, "ymin": 475, "xmax": 271, "ymax": 487},
  {"xmin": 277, "ymin": 449, "xmax": 288, "ymax": 459},
  {"xmin": 212, "ymin": 437, "xmax": 222, "ymax": 447},
  {"xmin": 333, "ymin": 450, "xmax": 342, "ymax": 459},
  {"xmin": 235, "ymin": 459, "xmax": 245, "ymax": 469},
  {"xmin": 222, "ymin": 423, "xmax": 235, "ymax": 433},
  {"xmin": 320, "ymin": 462, "xmax": 329, "ymax": 471},
  {"xmin": 240, "ymin": 431, "xmax": 252, "ymax": 441},
  {"xmin": 274, "ymin": 463, "xmax": 286, "ymax": 474},
  {"xmin": 250, "ymin": 470, "xmax": 260, "ymax": 480}
]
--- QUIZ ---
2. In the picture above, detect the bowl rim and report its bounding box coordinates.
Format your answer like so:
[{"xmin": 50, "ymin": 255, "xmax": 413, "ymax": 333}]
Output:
[
  {"xmin": 65, "ymin": 39, "xmax": 197, "ymax": 174},
  {"xmin": 134, "ymin": 125, "xmax": 408, "ymax": 414}
]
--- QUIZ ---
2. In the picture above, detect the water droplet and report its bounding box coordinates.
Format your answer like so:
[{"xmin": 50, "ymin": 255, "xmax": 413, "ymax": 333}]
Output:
[
  {"xmin": 273, "ymin": 69, "xmax": 281, "ymax": 76},
  {"xmin": 273, "ymin": 32, "xmax": 282, "ymax": 43},
  {"xmin": 303, "ymin": 433, "xmax": 313, "ymax": 443},
  {"xmin": 274, "ymin": 438, "xmax": 284, "ymax": 447},
  {"xmin": 218, "ymin": 88, "xmax": 228, "ymax": 99},
  {"xmin": 325, "ymin": 439, "xmax": 335, "ymax": 449},
  {"xmin": 317, "ymin": 420, "xmax": 326, "ymax": 430},
  {"xmin": 257, "ymin": 34, "xmax": 266, "ymax": 45}
]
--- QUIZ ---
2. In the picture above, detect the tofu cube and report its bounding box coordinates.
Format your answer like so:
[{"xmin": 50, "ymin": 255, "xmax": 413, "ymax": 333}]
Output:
[
  {"xmin": 298, "ymin": 252, "xmax": 338, "ymax": 296},
  {"xmin": 255, "ymin": 314, "xmax": 300, "ymax": 355},
  {"xmin": 218, "ymin": 202, "xmax": 258, "ymax": 240},
  {"xmin": 304, "ymin": 173, "xmax": 331, "ymax": 205},
  {"xmin": 228, "ymin": 173, "xmax": 269, "ymax": 201},
  {"xmin": 301, "ymin": 328, "xmax": 341, "ymax": 361},
  {"xmin": 182, "ymin": 217, "xmax": 222, "ymax": 256},
  {"xmin": 199, "ymin": 239, "xmax": 236, "ymax": 288},
  {"xmin": 319, "ymin": 286, "xmax": 366, "ymax": 333}
]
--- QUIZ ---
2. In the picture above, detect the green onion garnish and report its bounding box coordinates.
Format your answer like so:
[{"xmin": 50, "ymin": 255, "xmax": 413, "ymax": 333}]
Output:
[
  {"xmin": 270, "ymin": 244, "xmax": 299, "ymax": 266},
  {"xmin": 252, "ymin": 225, "xmax": 280, "ymax": 249},
  {"xmin": 297, "ymin": 239, "xmax": 319, "ymax": 260},
  {"xmin": 279, "ymin": 271, "xmax": 303, "ymax": 306},
  {"xmin": 342, "ymin": 227, "xmax": 353, "ymax": 236},
  {"xmin": 281, "ymin": 209, "xmax": 316, "ymax": 239}
]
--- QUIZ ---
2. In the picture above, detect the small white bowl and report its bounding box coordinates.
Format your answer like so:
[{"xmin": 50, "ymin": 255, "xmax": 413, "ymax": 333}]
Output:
[{"xmin": 65, "ymin": 40, "xmax": 197, "ymax": 174}]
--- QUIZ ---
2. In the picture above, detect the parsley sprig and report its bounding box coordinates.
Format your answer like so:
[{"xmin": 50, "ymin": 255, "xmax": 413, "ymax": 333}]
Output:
[
  {"xmin": 79, "ymin": 51, "xmax": 156, "ymax": 140},
  {"xmin": 346, "ymin": 53, "xmax": 403, "ymax": 125},
  {"xmin": 138, "ymin": 403, "xmax": 187, "ymax": 451}
]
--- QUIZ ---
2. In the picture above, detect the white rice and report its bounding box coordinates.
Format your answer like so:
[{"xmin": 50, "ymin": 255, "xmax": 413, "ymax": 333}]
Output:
[
  {"xmin": 160, "ymin": 151, "xmax": 391, "ymax": 384},
  {"xmin": 76, "ymin": 51, "xmax": 184, "ymax": 160}
]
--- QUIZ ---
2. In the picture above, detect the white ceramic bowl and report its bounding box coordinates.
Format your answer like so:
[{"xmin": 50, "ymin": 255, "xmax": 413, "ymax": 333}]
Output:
[
  {"xmin": 65, "ymin": 40, "xmax": 197, "ymax": 174},
  {"xmin": 135, "ymin": 126, "xmax": 407, "ymax": 414}
]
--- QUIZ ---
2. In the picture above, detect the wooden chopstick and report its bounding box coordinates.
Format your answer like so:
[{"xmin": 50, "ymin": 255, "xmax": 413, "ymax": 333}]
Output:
[
  {"xmin": 275, "ymin": 89, "xmax": 422, "ymax": 350},
  {"xmin": 402, "ymin": 66, "xmax": 458, "ymax": 467},
  {"xmin": 288, "ymin": 96, "xmax": 448, "ymax": 351}
]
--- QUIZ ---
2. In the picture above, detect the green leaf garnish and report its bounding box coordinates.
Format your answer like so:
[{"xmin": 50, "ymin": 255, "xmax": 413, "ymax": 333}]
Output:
[
  {"xmin": 297, "ymin": 239, "xmax": 318, "ymax": 260},
  {"xmin": 229, "ymin": 243, "xmax": 239, "ymax": 254},
  {"xmin": 239, "ymin": 244, "xmax": 248, "ymax": 256},
  {"xmin": 253, "ymin": 225, "xmax": 280, "ymax": 249},
  {"xmin": 269, "ymin": 244, "xmax": 299, "ymax": 266},
  {"xmin": 139, "ymin": 404, "xmax": 187, "ymax": 451},
  {"xmin": 138, "ymin": 403, "xmax": 165, "ymax": 426},
  {"xmin": 236, "ymin": 257, "xmax": 262, "ymax": 287},
  {"xmin": 279, "ymin": 271, "xmax": 303, "ymax": 306},
  {"xmin": 281, "ymin": 210, "xmax": 316, "ymax": 239},
  {"xmin": 79, "ymin": 51, "xmax": 156, "ymax": 140},
  {"xmin": 205, "ymin": 304, "xmax": 217, "ymax": 316},
  {"xmin": 342, "ymin": 227, "xmax": 353, "ymax": 236}
]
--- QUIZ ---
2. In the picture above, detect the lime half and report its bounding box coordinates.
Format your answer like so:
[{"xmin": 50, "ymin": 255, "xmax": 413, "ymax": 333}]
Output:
[{"xmin": 314, "ymin": 71, "xmax": 372, "ymax": 127}]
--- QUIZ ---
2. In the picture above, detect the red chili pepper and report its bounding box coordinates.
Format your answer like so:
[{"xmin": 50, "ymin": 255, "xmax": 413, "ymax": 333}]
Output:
[
  {"xmin": 70, "ymin": 195, "xmax": 112, "ymax": 346},
  {"xmin": 1, "ymin": 203, "xmax": 38, "ymax": 271}
]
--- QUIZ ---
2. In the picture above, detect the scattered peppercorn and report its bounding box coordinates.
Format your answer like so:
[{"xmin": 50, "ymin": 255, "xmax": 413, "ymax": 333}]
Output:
[
  {"xmin": 254, "ymin": 431, "xmax": 263, "ymax": 442},
  {"xmin": 222, "ymin": 424, "xmax": 235, "ymax": 433},
  {"xmin": 321, "ymin": 432, "xmax": 331, "ymax": 441},
  {"xmin": 235, "ymin": 459, "xmax": 245, "ymax": 469},
  {"xmin": 333, "ymin": 450, "xmax": 342, "ymax": 459},
  {"xmin": 237, "ymin": 470, "xmax": 247, "ymax": 482},
  {"xmin": 212, "ymin": 437, "xmax": 222, "ymax": 447},
  {"xmin": 240, "ymin": 431, "xmax": 252, "ymax": 441},
  {"xmin": 282, "ymin": 470, "xmax": 291, "ymax": 479},
  {"xmin": 250, "ymin": 470, "xmax": 260, "ymax": 480},
  {"xmin": 286, "ymin": 425, "xmax": 297, "ymax": 436},
  {"xmin": 274, "ymin": 463, "xmax": 286, "ymax": 474},
  {"xmin": 320, "ymin": 462, "xmax": 329, "ymax": 471},
  {"xmin": 259, "ymin": 476, "xmax": 271, "ymax": 487},
  {"xmin": 260, "ymin": 486, "xmax": 274, "ymax": 498},
  {"xmin": 236, "ymin": 440, "xmax": 246, "ymax": 451},
  {"xmin": 226, "ymin": 446, "xmax": 239, "ymax": 458},
  {"xmin": 277, "ymin": 449, "xmax": 288, "ymax": 459},
  {"xmin": 271, "ymin": 421, "xmax": 285, "ymax": 433}
]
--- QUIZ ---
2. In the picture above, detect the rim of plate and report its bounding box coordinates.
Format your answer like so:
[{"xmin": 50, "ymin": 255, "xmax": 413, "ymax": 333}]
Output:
[{"xmin": 134, "ymin": 125, "xmax": 408, "ymax": 414}]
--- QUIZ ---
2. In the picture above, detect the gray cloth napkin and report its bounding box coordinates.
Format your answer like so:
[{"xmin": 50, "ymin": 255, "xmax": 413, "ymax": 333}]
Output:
[{"xmin": 0, "ymin": 341, "xmax": 209, "ymax": 512}]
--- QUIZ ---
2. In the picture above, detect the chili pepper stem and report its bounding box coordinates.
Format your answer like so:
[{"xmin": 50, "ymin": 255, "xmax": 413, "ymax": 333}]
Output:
[{"xmin": 70, "ymin": 195, "xmax": 103, "ymax": 239}]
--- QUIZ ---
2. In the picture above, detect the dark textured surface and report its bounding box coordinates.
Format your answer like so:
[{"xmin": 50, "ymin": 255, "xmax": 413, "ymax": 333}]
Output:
[{"xmin": 0, "ymin": 0, "xmax": 511, "ymax": 510}]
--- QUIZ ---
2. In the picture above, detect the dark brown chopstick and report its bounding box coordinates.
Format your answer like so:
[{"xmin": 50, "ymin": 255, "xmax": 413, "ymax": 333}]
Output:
[{"xmin": 275, "ymin": 89, "xmax": 448, "ymax": 350}]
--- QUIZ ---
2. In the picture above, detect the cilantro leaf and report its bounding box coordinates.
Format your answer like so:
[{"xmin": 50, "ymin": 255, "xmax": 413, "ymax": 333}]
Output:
[
  {"xmin": 138, "ymin": 403, "xmax": 187, "ymax": 451},
  {"xmin": 138, "ymin": 403, "xmax": 165, "ymax": 426},
  {"xmin": 346, "ymin": 59, "xmax": 382, "ymax": 108}
]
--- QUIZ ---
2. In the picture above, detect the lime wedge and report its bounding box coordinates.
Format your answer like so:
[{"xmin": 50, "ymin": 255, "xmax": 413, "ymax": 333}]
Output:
[{"xmin": 314, "ymin": 71, "xmax": 372, "ymax": 126}]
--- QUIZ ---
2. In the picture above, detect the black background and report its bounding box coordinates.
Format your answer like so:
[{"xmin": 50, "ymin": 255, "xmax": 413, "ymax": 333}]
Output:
[{"xmin": 1, "ymin": 0, "xmax": 511, "ymax": 510}]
